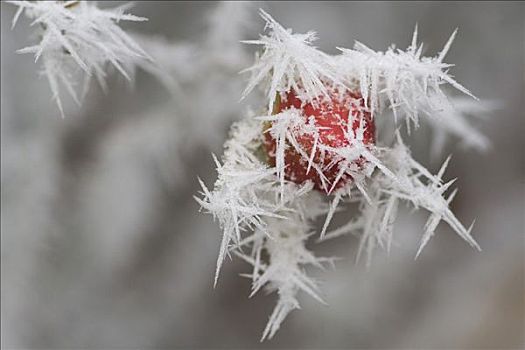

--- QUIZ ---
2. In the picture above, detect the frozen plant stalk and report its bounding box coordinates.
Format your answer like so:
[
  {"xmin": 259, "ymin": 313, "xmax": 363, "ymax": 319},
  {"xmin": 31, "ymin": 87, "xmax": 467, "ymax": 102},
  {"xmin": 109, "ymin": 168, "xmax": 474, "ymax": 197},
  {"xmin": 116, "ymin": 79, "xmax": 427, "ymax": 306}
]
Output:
[
  {"xmin": 196, "ymin": 10, "xmax": 487, "ymax": 340},
  {"xmin": 8, "ymin": 0, "xmax": 150, "ymax": 117}
]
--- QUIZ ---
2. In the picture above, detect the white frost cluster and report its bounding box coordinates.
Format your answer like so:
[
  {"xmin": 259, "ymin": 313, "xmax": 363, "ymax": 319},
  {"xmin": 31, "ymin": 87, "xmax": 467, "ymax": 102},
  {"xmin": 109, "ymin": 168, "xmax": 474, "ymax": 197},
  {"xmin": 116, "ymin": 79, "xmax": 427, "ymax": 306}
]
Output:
[
  {"xmin": 197, "ymin": 10, "xmax": 489, "ymax": 340},
  {"xmin": 8, "ymin": 1, "xmax": 150, "ymax": 117},
  {"xmin": 197, "ymin": 117, "xmax": 333, "ymax": 341},
  {"xmin": 8, "ymin": 0, "xmax": 257, "ymax": 155}
]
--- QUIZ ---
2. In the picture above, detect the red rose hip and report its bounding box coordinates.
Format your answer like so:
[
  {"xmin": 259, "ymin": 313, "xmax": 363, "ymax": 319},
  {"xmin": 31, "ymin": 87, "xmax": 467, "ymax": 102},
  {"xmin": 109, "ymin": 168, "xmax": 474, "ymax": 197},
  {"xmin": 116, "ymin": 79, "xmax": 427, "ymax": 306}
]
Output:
[{"xmin": 263, "ymin": 88, "xmax": 376, "ymax": 193}]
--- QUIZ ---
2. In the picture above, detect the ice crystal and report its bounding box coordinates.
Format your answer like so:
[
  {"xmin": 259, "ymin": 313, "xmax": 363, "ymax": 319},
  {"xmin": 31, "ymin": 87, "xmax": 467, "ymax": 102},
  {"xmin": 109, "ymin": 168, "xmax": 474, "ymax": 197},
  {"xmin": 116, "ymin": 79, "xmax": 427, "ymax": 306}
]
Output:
[
  {"xmin": 335, "ymin": 29, "xmax": 476, "ymax": 125},
  {"xmin": 197, "ymin": 9, "xmax": 488, "ymax": 341},
  {"xmin": 241, "ymin": 10, "xmax": 343, "ymax": 112},
  {"xmin": 8, "ymin": 1, "xmax": 150, "ymax": 117},
  {"xmin": 196, "ymin": 117, "xmax": 333, "ymax": 340}
]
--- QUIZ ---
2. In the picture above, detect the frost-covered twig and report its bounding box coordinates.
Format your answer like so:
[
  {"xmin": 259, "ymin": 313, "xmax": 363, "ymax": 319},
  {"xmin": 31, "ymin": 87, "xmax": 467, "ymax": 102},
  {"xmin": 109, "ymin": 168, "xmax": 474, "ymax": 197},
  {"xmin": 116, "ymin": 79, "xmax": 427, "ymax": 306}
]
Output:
[
  {"xmin": 8, "ymin": 1, "xmax": 150, "ymax": 116},
  {"xmin": 196, "ymin": 117, "xmax": 333, "ymax": 339},
  {"xmin": 197, "ymin": 9, "xmax": 488, "ymax": 341},
  {"xmin": 241, "ymin": 9, "xmax": 343, "ymax": 112},
  {"xmin": 335, "ymin": 29, "xmax": 476, "ymax": 125},
  {"xmin": 243, "ymin": 11, "xmax": 480, "ymax": 131},
  {"xmin": 198, "ymin": 119, "xmax": 481, "ymax": 338},
  {"xmin": 324, "ymin": 132, "xmax": 480, "ymax": 266}
]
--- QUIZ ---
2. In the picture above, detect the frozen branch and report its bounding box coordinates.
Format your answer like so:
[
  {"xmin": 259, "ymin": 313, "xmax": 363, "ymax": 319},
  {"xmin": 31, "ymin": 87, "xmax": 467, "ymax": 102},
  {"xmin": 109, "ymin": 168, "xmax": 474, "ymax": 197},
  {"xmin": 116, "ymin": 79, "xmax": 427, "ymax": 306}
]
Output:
[{"xmin": 8, "ymin": 1, "xmax": 150, "ymax": 116}]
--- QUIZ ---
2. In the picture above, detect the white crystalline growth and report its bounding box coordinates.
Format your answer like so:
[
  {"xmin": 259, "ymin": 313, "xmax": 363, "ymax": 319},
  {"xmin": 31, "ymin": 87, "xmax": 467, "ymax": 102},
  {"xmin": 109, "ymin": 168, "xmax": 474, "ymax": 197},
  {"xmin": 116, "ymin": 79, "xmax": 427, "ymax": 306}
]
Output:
[
  {"xmin": 322, "ymin": 133, "xmax": 481, "ymax": 267},
  {"xmin": 197, "ymin": 122, "xmax": 481, "ymax": 340},
  {"xmin": 8, "ymin": 1, "xmax": 150, "ymax": 117},
  {"xmin": 241, "ymin": 10, "xmax": 344, "ymax": 113},
  {"xmin": 243, "ymin": 10, "xmax": 486, "ymax": 135},
  {"xmin": 335, "ymin": 28, "xmax": 476, "ymax": 126},
  {"xmin": 196, "ymin": 117, "xmax": 336, "ymax": 340},
  {"xmin": 197, "ymin": 10, "xmax": 488, "ymax": 340}
]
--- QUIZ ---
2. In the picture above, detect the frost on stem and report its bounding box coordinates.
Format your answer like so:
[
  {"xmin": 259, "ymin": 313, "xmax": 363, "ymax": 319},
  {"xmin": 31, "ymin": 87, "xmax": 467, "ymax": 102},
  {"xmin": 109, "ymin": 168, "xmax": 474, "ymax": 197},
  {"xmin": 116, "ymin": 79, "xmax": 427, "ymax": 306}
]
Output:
[
  {"xmin": 197, "ymin": 9, "xmax": 488, "ymax": 340},
  {"xmin": 8, "ymin": 1, "xmax": 150, "ymax": 117},
  {"xmin": 238, "ymin": 216, "xmax": 336, "ymax": 341},
  {"xmin": 322, "ymin": 132, "xmax": 480, "ymax": 267},
  {"xmin": 241, "ymin": 10, "xmax": 344, "ymax": 112},
  {"xmin": 196, "ymin": 117, "xmax": 335, "ymax": 340},
  {"xmin": 335, "ymin": 27, "xmax": 477, "ymax": 126}
]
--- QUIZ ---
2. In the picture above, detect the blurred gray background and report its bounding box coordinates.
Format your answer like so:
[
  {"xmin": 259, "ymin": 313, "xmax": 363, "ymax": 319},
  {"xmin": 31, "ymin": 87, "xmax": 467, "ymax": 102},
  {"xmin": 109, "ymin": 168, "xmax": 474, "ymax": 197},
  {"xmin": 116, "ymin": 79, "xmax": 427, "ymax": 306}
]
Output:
[{"xmin": 1, "ymin": 1, "xmax": 524, "ymax": 349}]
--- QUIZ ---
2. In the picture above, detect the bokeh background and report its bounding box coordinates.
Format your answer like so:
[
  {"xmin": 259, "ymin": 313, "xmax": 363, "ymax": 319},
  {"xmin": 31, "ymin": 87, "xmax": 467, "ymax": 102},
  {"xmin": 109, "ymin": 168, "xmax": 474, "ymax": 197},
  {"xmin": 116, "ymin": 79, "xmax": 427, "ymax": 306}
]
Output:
[{"xmin": 1, "ymin": 1, "xmax": 524, "ymax": 349}]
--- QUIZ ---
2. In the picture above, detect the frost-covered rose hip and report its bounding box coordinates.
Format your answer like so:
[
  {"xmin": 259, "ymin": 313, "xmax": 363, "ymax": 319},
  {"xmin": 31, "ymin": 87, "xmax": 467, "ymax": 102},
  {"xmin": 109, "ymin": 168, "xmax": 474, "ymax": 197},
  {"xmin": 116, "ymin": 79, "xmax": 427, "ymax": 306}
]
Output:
[{"xmin": 263, "ymin": 89, "xmax": 376, "ymax": 193}]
